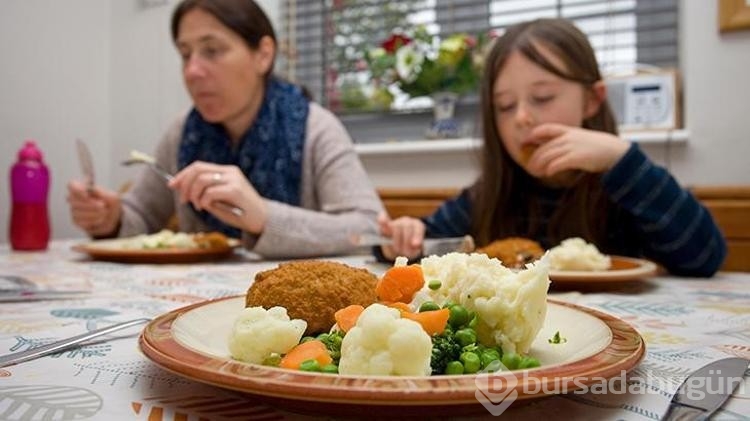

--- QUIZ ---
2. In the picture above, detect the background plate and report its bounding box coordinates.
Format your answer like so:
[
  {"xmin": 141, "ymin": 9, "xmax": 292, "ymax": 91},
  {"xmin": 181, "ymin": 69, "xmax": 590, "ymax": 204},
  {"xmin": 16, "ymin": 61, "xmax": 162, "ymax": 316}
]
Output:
[
  {"xmin": 140, "ymin": 296, "xmax": 645, "ymax": 417},
  {"xmin": 549, "ymin": 256, "xmax": 657, "ymax": 283},
  {"xmin": 72, "ymin": 238, "xmax": 240, "ymax": 264}
]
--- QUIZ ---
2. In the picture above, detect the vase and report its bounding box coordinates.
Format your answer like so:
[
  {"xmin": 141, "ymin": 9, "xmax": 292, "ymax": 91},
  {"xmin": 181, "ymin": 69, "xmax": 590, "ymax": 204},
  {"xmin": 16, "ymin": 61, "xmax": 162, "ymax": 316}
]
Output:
[{"xmin": 425, "ymin": 91, "xmax": 461, "ymax": 139}]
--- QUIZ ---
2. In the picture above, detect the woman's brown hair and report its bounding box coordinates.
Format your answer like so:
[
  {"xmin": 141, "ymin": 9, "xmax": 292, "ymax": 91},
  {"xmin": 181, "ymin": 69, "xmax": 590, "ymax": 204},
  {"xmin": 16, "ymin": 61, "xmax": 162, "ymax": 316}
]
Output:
[
  {"xmin": 473, "ymin": 18, "xmax": 619, "ymax": 249},
  {"xmin": 170, "ymin": 0, "xmax": 277, "ymax": 76}
]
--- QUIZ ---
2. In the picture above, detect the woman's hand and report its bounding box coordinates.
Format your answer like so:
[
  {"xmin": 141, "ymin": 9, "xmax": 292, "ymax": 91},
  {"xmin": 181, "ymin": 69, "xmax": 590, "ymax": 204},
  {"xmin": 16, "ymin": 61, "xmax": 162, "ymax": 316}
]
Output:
[
  {"xmin": 523, "ymin": 123, "xmax": 630, "ymax": 178},
  {"xmin": 378, "ymin": 212, "xmax": 425, "ymax": 260},
  {"xmin": 66, "ymin": 181, "xmax": 122, "ymax": 237},
  {"xmin": 168, "ymin": 161, "xmax": 267, "ymax": 234}
]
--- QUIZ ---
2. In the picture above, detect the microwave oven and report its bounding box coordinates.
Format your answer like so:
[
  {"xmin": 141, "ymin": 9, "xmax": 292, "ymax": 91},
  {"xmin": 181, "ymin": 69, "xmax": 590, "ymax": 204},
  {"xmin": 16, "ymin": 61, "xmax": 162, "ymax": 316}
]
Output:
[{"xmin": 605, "ymin": 71, "xmax": 681, "ymax": 132}]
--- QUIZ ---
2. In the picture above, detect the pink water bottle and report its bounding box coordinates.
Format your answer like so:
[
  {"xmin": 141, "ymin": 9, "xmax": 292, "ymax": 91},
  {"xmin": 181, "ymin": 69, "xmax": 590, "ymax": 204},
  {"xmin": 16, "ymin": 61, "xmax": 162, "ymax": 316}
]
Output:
[{"xmin": 9, "ymin": 140, "xmax": 51, "ymax": 250}]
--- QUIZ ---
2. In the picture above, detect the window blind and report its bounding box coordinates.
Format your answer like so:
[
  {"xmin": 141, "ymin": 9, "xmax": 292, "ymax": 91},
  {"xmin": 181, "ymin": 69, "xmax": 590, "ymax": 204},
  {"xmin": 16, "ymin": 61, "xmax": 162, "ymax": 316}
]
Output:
[{"xmin": 280, "ymin": 0, "xmax": 678, "ymax": 114}]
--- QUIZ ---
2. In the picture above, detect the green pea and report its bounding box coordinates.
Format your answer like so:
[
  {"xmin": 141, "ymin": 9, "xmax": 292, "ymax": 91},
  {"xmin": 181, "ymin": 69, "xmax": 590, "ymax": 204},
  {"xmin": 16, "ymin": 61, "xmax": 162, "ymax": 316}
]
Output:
[
  {"xmin": 480, "ymin": 349, "xmax": 500, "ymax": 368},
  {"xmin": 321, "ymin": 364, "xmax": 339, "ymax": 374},
  {"xmin": 448, "ymin": 305, "xmax": 470, "ymax": 328},
  {"xmin": 454, "ymin": 328, "xmax": 477, "ymax": 347},
  {"xmin": 299, "ymin": 359, "xmax": 321, "ymax": 372},
  {"xmin": 519, "ymin": 356, "xmax": 541, "ymax": 369},
  {"xmin": 484, "ymin": 359, "xmax": 503, "ymax": 373},
  {"xmin": 262, "ymin": 353, "xmax": 282, "ymax": 367},
  {"xmin": 460, "ymin": 352, "xmax": 481, "ymax": 374},
  {"xmin": 428, "ymin": 279, "xmax": 442, "ymax": 290},
  {"xmin": 444, "ymin": 361, "xmax": 464, "ymax": 375},
  {"xmin": 442, "ymin": 301, "xmax": 456, "ymax": 309},
  {"xmin": 419, "ymin": 301, "xmax": 441, "ymax": 312},
  {"xmin": 501, "ymin": 352, "xmax": 521, "ymax": 370}
]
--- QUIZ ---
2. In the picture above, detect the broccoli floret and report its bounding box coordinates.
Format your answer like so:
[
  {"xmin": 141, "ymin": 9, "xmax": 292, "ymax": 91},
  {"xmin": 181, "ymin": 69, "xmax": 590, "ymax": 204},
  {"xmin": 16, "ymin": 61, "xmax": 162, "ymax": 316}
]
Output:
[{"xmin": 430, "ymin": 332, "xmax": 461, "ymax": 374}]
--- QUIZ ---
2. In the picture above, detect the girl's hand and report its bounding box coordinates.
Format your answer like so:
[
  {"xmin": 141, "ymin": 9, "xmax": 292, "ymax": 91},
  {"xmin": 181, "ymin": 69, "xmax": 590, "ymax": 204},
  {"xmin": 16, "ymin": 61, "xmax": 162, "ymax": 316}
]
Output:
[
  {"xmin": 169, "ymin": 161, "xmax": 267, "ymax": 234},
  {"xmin": 377, "ymin": 212, "xmax": 425, "ymax": 260},
  {"xmin": 66, "ymin": 180, "xmax": 122, "ymax": 237},
  {"xmin": 523, "ymin": 123, "xmax": 630, "ymax": 178}
]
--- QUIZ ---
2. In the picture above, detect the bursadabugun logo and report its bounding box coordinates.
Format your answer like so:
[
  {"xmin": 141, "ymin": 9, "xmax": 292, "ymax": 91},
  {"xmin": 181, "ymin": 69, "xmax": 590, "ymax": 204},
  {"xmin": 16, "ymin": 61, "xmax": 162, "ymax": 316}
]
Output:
[{"xmin": 474, "ymin": 361, "xmax": 518, "ymax": 416}]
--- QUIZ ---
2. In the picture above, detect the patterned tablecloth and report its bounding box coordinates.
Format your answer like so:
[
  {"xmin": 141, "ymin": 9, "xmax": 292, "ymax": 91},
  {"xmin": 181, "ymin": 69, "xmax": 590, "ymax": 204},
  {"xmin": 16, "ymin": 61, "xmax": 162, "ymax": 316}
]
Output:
[{"xmin": 0, "ymin": 241, "xmax": 748, "ymax": 420}]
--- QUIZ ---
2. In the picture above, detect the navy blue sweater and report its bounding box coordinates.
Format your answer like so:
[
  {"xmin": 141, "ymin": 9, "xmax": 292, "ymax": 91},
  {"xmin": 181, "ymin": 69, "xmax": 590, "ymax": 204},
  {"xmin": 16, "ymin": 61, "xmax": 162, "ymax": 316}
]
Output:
[{"xmin": 419, "ymin": 144, "xmax": 726, "ymax": 277}]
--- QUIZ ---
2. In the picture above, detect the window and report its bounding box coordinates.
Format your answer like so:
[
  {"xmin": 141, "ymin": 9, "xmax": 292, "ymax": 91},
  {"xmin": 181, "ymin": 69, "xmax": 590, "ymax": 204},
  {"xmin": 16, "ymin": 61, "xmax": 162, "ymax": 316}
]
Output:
[{"xmin": 279, "ymin": 0, "xmax": 679, "ymax": 142}]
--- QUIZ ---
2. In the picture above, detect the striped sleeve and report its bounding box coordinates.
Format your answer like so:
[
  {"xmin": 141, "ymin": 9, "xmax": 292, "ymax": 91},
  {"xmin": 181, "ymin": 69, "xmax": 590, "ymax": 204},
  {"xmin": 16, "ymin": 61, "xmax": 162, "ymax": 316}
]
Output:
[
  {"xmin": 601, "ymin": 144, "xmax": 727, "ymax": 277},
  {"xmin": 422, "ymin": 188, "xmax": 473, "ymax": 238}
]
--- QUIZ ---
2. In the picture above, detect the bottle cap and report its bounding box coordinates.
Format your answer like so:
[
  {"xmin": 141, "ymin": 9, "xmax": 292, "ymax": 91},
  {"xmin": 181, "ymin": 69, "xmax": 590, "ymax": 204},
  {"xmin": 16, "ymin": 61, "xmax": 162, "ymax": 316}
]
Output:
[{"xmin": 18, "ymin": 140, "xmax": 44, "ymax": 161}]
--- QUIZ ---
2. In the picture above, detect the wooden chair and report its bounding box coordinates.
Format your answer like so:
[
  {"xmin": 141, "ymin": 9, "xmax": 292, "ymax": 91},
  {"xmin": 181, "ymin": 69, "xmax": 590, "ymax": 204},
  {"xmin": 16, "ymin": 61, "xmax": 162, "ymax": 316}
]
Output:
[
  {"xmin": 378, "ymin": 188, "xmax": 458, "ymax": 219},
  {"xmin": 690, "ymin": 185, "xmax": 750, "ymax": 272},
  {"xmin": 379, "ymin": 186, "xmax": 750, "ymax": 272}
]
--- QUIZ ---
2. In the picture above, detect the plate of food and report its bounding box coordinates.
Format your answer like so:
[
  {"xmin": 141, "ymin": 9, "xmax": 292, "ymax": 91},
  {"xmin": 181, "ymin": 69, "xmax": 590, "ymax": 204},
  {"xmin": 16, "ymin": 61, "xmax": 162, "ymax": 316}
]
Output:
[
  {"xmin": 548, "ymin": 255, "xmax": 658, "ymax": 283},
  {"xmin": 477, "ymin": 237, "xmax": 658, "ymax": 283},
  {"xmin": 139, "ymin": 255, "xmax": 645, "ymax": 417},
  {"xmin": 72, "ymin": 230, "xmax": 240, "ymax": 264}
]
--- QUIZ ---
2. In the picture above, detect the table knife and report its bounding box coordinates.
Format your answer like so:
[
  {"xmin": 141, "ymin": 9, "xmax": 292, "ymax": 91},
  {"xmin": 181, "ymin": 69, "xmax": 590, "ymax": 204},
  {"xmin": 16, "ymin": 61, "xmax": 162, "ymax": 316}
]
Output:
[
  {"xmin": 353, "ymin": 234, "xmax": 475, "ymax": 256},
  {"xmin": 75, "ymin": 138, "xmax": 95, "ymax": 192},
  {"xmin": 0, "ymin": 318, "xmax": 151, "ymax": 368},
  {"xmin": 661, "ymin": 357, "xmax": 749, "ymax": 420}
]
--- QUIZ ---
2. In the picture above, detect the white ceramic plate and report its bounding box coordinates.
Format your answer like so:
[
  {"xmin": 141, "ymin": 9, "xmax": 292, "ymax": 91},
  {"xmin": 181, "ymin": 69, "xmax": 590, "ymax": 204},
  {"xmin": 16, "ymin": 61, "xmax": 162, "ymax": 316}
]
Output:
[
  {"xmin": 549, "ymin": 256, "xmax": 658, "ymax": 283},
  {"xmin": 72, "ymin": 237, "xmax": 240, "ymax": 264}
]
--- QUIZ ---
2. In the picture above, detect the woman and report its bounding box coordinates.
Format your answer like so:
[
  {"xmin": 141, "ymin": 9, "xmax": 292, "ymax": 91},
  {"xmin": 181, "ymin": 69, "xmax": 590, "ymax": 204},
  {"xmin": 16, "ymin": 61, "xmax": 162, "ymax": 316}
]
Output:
[
  {"xmin": 67, "ymin": 0, "xmax": 382, "ymax": 258},
  {"xmin": 378, "ymin": 18, "xmax": 725, "ymax": 277}
]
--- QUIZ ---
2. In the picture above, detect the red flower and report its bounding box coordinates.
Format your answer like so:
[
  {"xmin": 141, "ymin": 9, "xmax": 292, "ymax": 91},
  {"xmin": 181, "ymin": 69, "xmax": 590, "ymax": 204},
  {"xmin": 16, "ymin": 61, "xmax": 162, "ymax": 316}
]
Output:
[{"xmin": 381, "ymin": 34, "xmax": 412, "ymax": 54}]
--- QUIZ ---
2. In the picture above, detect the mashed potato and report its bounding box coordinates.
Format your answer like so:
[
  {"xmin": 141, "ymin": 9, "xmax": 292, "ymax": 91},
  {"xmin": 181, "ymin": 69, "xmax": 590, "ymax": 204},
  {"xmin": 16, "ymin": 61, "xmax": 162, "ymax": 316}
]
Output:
[
  {"xmin": 547, "ymin": 237, "xmax": 611, "ymax": 271},
  {"xmin": 413, "ymin": 253, "xmax": 549, "ymax": 354}
]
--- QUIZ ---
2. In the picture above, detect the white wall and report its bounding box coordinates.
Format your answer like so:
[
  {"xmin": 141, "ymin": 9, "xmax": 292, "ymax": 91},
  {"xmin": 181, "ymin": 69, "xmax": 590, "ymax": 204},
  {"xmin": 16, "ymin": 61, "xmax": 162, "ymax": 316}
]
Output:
[
  {"xmin": 0, "ymin": 0, "xmax": 111, "ymax": 243},
  {"xmin": 0, "ymin": 0, "xmax": 748, "ymax": 243}
]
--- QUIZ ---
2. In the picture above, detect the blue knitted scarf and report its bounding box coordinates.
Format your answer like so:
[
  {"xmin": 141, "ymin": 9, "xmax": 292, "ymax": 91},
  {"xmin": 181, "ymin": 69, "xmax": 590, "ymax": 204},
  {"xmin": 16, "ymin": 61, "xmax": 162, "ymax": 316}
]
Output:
[{"xmin": 178, "ymin": 78, "xmax": 309, "ymax": 238}]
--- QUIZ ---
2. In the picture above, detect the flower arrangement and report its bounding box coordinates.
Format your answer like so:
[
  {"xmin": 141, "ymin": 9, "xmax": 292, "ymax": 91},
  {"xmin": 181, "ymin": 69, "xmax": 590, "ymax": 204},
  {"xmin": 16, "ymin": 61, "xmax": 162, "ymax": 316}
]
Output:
[{"xmin": 366, "ymin": 26, "xmax": 489, "ymax": 102}]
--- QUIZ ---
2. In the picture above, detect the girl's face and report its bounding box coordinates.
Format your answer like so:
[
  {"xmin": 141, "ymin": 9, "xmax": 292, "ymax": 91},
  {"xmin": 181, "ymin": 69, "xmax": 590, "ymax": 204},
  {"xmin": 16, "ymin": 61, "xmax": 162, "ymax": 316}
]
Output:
[
  {"xmin": 493, "ymin": 44, "xmax": 598, "ymax": 183},
  {"xmin": 176, "ymin": 9, "xmax": 273, "ymax": 136}
]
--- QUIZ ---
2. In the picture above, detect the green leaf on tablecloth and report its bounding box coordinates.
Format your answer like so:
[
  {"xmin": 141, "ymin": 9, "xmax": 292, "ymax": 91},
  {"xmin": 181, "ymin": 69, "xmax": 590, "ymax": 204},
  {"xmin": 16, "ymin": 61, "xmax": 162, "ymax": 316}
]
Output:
[
  {"xmin": 0, "ymin": 385, "xmax": 102, "ymax": 419},
  {"xmin": 50, "ymin": 308, "xmax": 119, "ymax": 319}
]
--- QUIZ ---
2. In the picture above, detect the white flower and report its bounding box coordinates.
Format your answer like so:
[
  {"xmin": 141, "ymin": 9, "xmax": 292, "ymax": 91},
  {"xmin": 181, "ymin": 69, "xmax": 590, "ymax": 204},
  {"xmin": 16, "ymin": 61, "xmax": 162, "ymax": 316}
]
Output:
[{"xmin": 395, "ymin": 44, "xmax": 424, "ymax": 83}]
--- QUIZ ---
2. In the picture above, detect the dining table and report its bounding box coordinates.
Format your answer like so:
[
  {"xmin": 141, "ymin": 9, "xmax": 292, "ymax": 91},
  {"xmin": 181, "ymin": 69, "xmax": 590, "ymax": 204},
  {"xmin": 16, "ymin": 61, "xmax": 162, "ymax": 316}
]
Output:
[{"xmin": 0, "ymin": 239, "xmax": 748, "ymax": 420}]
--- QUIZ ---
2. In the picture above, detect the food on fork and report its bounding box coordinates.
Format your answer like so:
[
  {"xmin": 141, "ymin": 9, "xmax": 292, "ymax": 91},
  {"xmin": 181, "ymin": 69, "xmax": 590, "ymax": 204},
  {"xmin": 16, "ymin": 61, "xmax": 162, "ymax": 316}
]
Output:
[
  {"xmin": 246, "ymin": 261, "xmax": 378, "ymax": 335},
  {"xmin": 128, "ymin": 149, "xmax": 156, "ymax": 164},
  {"xmin": 476, "ymin": 237, "xmax": 545, "ymax": 268},
  {"xmin": 547, "ymin": 237, "xmax": 611, "ymax": 271}
]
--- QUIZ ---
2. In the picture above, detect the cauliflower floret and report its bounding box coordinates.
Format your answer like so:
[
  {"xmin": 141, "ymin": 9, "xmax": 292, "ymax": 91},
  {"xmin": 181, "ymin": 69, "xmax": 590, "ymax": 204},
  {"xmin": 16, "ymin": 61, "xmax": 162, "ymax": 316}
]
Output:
[
  {"xmin": 416, "ymin": 253, "xmax": 549, "ymax": 355},
  {"xmin": 548, "ymin": 237, "xmax": 611, "ymax": 271},
  {"xmin": 228, "ymin": 306, "xmax": 307, "ymax": 364},
  {"xmin": 338, "ymin": 303, "xmax": 432, "ymax": 376}
]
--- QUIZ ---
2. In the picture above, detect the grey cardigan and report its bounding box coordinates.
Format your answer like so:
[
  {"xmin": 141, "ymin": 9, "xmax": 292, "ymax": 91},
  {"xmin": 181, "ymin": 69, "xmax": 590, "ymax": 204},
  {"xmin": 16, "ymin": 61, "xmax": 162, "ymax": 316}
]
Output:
[{"xmin": 120, "ymin": 103, "xmax": 383, "ymax": 258}]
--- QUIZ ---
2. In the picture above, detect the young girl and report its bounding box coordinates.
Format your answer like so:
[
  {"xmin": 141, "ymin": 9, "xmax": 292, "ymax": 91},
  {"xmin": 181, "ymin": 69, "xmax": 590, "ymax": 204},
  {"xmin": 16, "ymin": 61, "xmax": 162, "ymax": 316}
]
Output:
[{"xmin": 378, "ymin": 18, "xmax": 726, "ymax": 277}]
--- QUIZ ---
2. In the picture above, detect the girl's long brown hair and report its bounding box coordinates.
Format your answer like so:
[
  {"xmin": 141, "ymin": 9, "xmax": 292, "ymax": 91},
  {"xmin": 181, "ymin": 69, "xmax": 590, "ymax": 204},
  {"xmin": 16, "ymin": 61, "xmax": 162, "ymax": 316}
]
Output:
[{"xmin": 473, "ymin": 18, "xmax": 619, "ymax": 249}]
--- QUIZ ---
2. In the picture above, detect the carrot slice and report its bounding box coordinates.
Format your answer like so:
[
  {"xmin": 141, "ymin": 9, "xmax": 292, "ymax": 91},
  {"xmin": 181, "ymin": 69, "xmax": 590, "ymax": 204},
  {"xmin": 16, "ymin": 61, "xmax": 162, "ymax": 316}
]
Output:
[
  {"xmin": 334, "ymin": 304, "xmax": 365, "ymax": 333},
  {"xmin": 375, "ymin": 264, "xmax": 425, "ymax": 303},
  {"xmin": 279, "ymin": 340, "xmax": 332, "ymax": 370},
  {"xmin": 401, "ymin": 308, "xmax": 450, "ymax": 336},
  {"xmin": 384, "ymin": 301, "xmax": 412, "ymax": 313}
]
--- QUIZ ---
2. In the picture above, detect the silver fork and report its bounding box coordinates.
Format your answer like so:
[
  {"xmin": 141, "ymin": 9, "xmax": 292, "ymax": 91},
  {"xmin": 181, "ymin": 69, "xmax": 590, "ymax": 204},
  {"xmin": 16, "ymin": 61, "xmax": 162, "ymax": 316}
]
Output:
[
  {"xmin": 0, "ymin": 318, "xmax": 151, "ymax": 368},
  {"xmin": 122, "ymin": 158, "xmax": 245, "ymax": 217}
]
